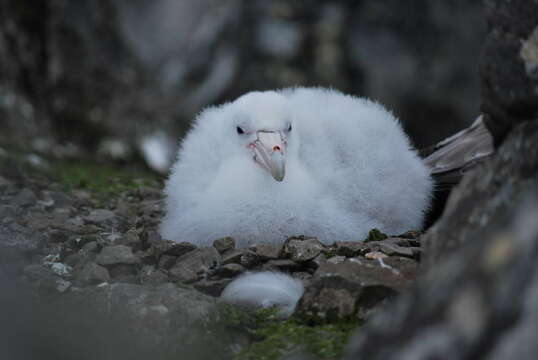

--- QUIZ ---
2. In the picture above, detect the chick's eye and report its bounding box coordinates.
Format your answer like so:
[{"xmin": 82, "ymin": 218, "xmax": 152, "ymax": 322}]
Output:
[
  {"xmin": 287, "ymin": 124, "xmax": 292, "ymax": 132},
  {"xmin": 236, "ymin": 126, "xmax": 244, "ymax": 134}
]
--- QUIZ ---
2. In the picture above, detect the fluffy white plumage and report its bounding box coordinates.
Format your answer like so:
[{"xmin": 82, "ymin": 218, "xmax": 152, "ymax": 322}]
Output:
[
  {"xmin": 220, "ymin": 271, "xmax": 304, "ymax": 318},
  {"xmin": 160, "ymin": 87, "xmax": 432, "ymax": 247}
]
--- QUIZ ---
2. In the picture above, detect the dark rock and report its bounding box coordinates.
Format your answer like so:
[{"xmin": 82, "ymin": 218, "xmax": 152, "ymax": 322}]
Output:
[
  {"xmin": 212, "ymin": 263, "xmax": 245, "ymax": 278},
  {"xmin": 10, "ymin": 189, "xmax": 37, "ymax": 207},
  {"xmin": 326, "ymin": 255, "xmax": 346, "ymax": 264},
  {"xmin": 53, "ymin": 222, "xmax": 101, "ymax": 235},
  {"xmin": 0, "ymin": 222, "xmax": 45, "ymax": 254},
  {"xmin": 213, "ymin": 237, "xmax": 235, "ymax": 254},
  {"xmin": 46, "ymin": 282, "xmax": 218, "ymax": 354},
  {"xmin": 193, "ymin": 278, "xmax": 233, "ymax": 297},
  {"xmin": 169, "ymin": 247, "xmax": 220, "ymax": 283},
  {"xmin": 306, "ymin": 254, "xmax": 329, "ymax": 270},
  {"xmin": 64, "ymin": 252, "xmax": 92, "ymax": 269},
  {"xmin": 240, "ymin": 250, "xmax": 266, "ymax": 268},
  {"xmin": 250, "ymin": 243, "xmax": 282, "ymax": 259},
  {"xmin": 23, "ymin": 264, "xmax": 65, "ymax": 292},
  {"xmin": 299, "ymin": 257, "xmax": 417, "ymax": 322},
  {"xmin": 282, "ymin": 236, "xmax": 325, "ymax": 262},
  {"xmin": 481, "ymin": 0, "xmax": 538, "ymax": 145},
  {"xmin": 139, "ymin": 266, "xmax": 169, "ymax": 285},
  {"xmin": 221, "ymin": 249, "xmax": 244, "ymax": 265},
  {"xmin": 81, "ymin": 241, "xmax": 100, "ymax": 253},
  {"xmin": 423, "ymin": 122, "xmax": 538, "ymax": 267},
  {"xmin": 0, "ymin": 205, "xmax": 18, "ymax": 219},
  {"xmin": 344, "ymin": 122, "xmax": 538, "ymax": 359},
  {"xmin": 117, "ymin": 228, "xmax": 141, "ymax": 248},
  {"xmin": 396, "ymin": 230, "xmax": 421, "ymax": 239},
  {"xmin": 148, "ymin": 231, "xmax": 196, "ymax": 257},
  {"xmin": 291, "ymin": 271, "xmax": 313, "ymax": 283},
  {"xmin": 158, "ymin": 254, "xmax": 178, "ymax": 270},
  {"xmin": 335, "ymin": 241, "xmax": 366, "ymax": 257},
  {"xmin": 135, "ymin": 249, "xmax": 156, "ymax": 266},
  {"xmin": 262, "ymin": 259, "xmax": 304, "ymax": 272},
  {"xmin": 108, "ymin": 264, "xmax": 139, "ymax": 283},
  {"xmin": 42, "ymin": 190, "xmax": 73, "ymax": 207},
  {"xmin": 373, "ymin": 240, "xmax": 416, "ymax": 259},
  {"xmin": 48, "ymin": 229, "xmax": 70, "ymax": 243},
  {"xmin": 84, "ymin": 209, "xmax": 116, "ymax": 225},
  {"xmin": 77, "ymin": 262, "xmax": 110, "ymax": 285},
  {"xmin": 95, "ymin": 245, "xmax": 138, "ymax": 266}
]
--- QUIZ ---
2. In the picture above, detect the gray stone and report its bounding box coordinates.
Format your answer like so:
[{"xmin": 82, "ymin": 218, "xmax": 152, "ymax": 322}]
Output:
[
  {"xmin": 109, "ymin": 264, "xmax": 139, "ymax": 282},
  {"xmin": 193, "ymin": 278, "xmax": 233, "ymax": 297},
  {"xmin": 77, "ymin": 262, "xmax": 110, "ymax": 285},
  {"xmin": 148, "ymin": 231, "xmax": 196, "ymax": 257},
  {"xmin": 283, "ymin": 236, "xmax": 325, "ymax": 262},
  {"xmin": 10, "ymin": 188, "xmax": 37, "ymax": 207},
  {"xmin": 169, "ymin": 247, "xmax": 220, "ymax": 283},
  {"xmin": 481, "ymin": 0, "xmax": 538, "ymax": 145},
  {"xmin": 0, "ymin": 205, "xmax": 17, "ymax": 219},
  {"xmin": 213, "ymin": 236, "xmax": 235, "ymax": 254},
  {"xmin": 0, "ymin": 222, "xmax": 45, "ymax": 253},
  {"xmin": 335, "ymin": 241, "xmax": 367, "ymax": 257},
  {"xmin": 299, "ymin": 257, "xmax": 417, "ymax": 322},
  {"xmin": 47, "ymin": 282, "xmax": 217, "ymax": 353},
  {"xmin": 376, "ymin": 241, "xmax": 415, "ymax": 258},
  {"xmin": 0, "ymin": 175, "xmax": 13, "ymax": 187},
  {"xmin": 221, "ymin": 249, "xmax": 244, "ymax": 265},
  {"xmin": 423, "ymin": 122, "xmax": 538, "ymax": 266},
  {"xmin": 158, "ymin": 254, "xmax": 178, "ymax": 270},
  {"xmin": 262, "ymin": 259, "xmax": 304, "ymax": 272},
  {"xmin": 117, "ymin": 228, "xmax": 140, "ymax": 248},
  {"xmin": 84, "ymin": 209, "xmax": 116, "ymax": 225},
  {"xmin": 212, "ymin": 263, "xmax": 245, "ymax": 278},
  {"xmin": 48, "ymin": 229, "xmax": 70, "ymax": 243},
  {"xmin": 240, "ymin": 250, "xmax": 265, "ymax": 268},
  {"xmin": 43, "ymin": 190, "xmax": 73, "ymax": 207},
  {"xmin": 344, "ymin": 123, "xmax": 538, "ymax": 359},
  {"xmin": 95, "ymin": 245, "xmax": 138, "ymax": 266},
  {"xmin": 139, "ymin": 266, "xmax": 169, "ymax": 285},
  {"xmin": 250, "ymin": 243, "xmax": 282, "ymax": 259},
  {"xmin": 81, "ymin": 241, "xmax": 100, "ymax": 253}
]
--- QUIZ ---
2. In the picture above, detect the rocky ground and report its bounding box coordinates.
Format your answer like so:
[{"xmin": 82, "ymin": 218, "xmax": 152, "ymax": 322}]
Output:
[{"xmin": 0, "ymin": 151, "xmax": 425, "ymax": 360}]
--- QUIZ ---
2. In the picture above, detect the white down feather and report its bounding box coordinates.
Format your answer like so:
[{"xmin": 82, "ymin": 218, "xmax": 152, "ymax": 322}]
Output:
[{"xmin": 160, "ymin": 87, "xmax": 432, "ymax": 247}]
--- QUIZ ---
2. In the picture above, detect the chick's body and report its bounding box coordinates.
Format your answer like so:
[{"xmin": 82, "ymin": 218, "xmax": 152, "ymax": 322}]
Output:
[{"xmin": 161, "ymin": 88, "xmax": 432, "ymax": 247}]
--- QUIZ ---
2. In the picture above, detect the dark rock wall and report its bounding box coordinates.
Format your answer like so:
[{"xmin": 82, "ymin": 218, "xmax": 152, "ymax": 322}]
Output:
[
  {"xmin": 344, "ymin": 121, "xmax": 538, "ymax": 360},
  {"xmin": 481, "ymin": 0, "xmax": 538, "ymax": 145},
  {"xmin": 0, "ymin": 0, "xmax": 485, "ymax": 163},
  {"xmin": 343, "ymin": 1, "xmax": 538, "ymax": 357}
]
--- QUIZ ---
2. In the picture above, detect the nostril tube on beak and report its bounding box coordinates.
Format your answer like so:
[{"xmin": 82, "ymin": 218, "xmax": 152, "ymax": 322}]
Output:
[{"xmin": 273, "ymin": 145, "xmax": 281, "ymax": 151}]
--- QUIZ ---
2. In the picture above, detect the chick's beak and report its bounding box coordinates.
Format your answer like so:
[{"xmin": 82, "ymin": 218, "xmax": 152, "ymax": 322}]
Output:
[{"xmin": 251, "ymin": 131, "xmax": 286, "ymax": 181}]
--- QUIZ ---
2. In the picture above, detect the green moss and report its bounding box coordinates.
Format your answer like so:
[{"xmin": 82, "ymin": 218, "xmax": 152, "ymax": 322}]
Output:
[
  {"xmin": 200, "ymin": 305, "xmax": 360, "ymax": 360},
  {"xmin": 50, "ymin": 161, "xmax": 162, "ymax": 205},
  {"xmin": 364, "ymin": 228, "xmax": 388, "ymax": 242},
  {"xmin": 323, "ymin": 249, "xmax": 337, "ymax": 259},
  {"xmin": 233, "ymin": 309, "xmax": 360, "ymax": 360}
]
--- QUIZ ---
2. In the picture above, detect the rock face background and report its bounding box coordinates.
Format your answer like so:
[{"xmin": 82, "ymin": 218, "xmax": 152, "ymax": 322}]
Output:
[
  {"xmin": 344, "ymin": 1, "xmax": 538, "ymax": 358},
  {"xmin": 0, "ymin": 0, "xmax": 485, "ymax": 171}
]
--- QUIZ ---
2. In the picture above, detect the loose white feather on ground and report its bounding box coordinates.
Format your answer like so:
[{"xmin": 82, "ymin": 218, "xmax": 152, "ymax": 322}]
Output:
[
  {"xmin": 160, "ymin": 87, "xmax": 433, "ymax": 247},
  {"xmin": 220, "ymin": 271, "xmax": 305, "ymax": 318}
]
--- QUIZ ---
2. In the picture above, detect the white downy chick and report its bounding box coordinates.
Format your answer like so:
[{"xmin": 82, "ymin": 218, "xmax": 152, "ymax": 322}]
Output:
[{"xmin": 160, "ymin": 87, "xmax": 432, "ymax": 247}]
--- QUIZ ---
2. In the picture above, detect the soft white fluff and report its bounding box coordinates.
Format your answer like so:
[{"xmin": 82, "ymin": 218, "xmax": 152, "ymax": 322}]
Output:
[
  {"xmin": 220, "ymin": 271, "xmax": 304, "ymax": 318},
  {"xmin": 160, "ymin": 87, "xmax": 432, "ymax": 247}
]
